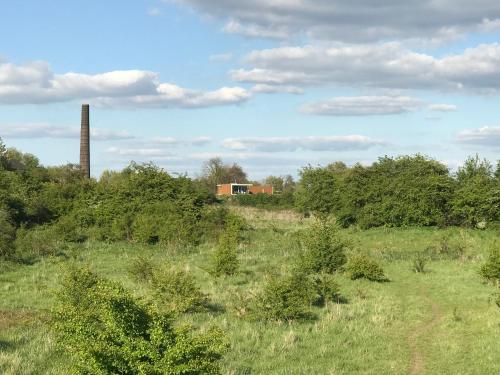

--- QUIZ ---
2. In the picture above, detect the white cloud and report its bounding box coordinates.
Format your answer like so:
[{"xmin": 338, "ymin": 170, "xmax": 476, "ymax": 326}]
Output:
[
  {"xmin": 191, "ymin": 136, "xmax": 212, "ymax": 146},
  {"xmin": 301, "ymin": 95, "xmax": 423, "ymax": 116},
  {"xmin": 232, "ymin": 43, "xmax": 500, "ymax": 93},
  {"xmin": 221, "ymin": 135, "xmax": 386, "ymax": 152},
  {"xmin": 0, "ymin": 123, "xmax": 134, "ymax": 141},
  {"xmin": 251, "ymin": 84, "xmax": 303, "ymax": 94},
  {"xmin": 107, "ymin": 147, "xmax": 177, "ymax": 158},
  {"xmin": 150, "ymin": 137, "xmax": 181, "ymax": 145},
  {"xmin": 222, "ymin": 20, "xmax": 290, "ymax": 39},
  {"xmin": 456, "ymin": 126, "xmax": 500, "ymax": 148},
  {"xmin": 0, "ymin": 59, "xmax": 250, "ymax": 108},
  {"xmin": 95, "ymin": 84, "xmax": 250, "ymax": 109},
  {"xmin": 172, "ymin": 0, "xmax": 500, "ymax": 43},
  {"xmin": 427, "ymin": 104, "xmax": 458, "ymax": 112}
]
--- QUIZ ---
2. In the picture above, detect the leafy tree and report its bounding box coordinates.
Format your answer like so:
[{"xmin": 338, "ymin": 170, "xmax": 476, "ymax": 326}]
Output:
[
  {"xmin": 294, "ymin": 166, "xmax": 341, "ymax": 218},
  {"xmin": 479, "ymin": 245, "xmax": 500, "ymax": 285},
  {"xmin": 151, "ymin": 265, "xmax": 209, "ymax": 313},
  {"xmin": 200, "ymin": 158, "xmax": 248, "ymax": 193},
  {"xmin": 0, "ymin": 137, "xmax": 7, "ymax": 170},
  {"xmin": 53, "ymin": 267, "xmax": 228, "ymax": 374},
  {"xmin": 264, "ymin": 175, "xmax": 295, "ymax": 194},
  {"xmin": 0, "ymin": 210, "xmax": 15, "ymax": 259},
  {"xmin": 452, "ymin": 155, "xmax": 499, "ymax": 226},
  {"xmin": 456, "ymin": 155, "xmax": 493, "ymax": 182},
  {"xmin": 210, "ymin": 227, "xmax": 239, "ymax": 277},
  {"xmin": 294, "ymin": 155, "xmax": 455, "ymax": 228},
  {"xmin": 299, "ymin": 220, "xmax": 347, "ymax": 274},
  {"xmin": 345, "ymin": 254, "xmax": 387, "ymax": 281},
  {"xmin": 255, "ymin": 271, "xmax": 317, "ymax": 321}
]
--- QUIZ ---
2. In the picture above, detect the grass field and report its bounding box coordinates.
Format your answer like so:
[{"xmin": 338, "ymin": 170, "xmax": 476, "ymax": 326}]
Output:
[{"xmin": 1, "ymin": 207, "xmax": 499, "ymax": 374}]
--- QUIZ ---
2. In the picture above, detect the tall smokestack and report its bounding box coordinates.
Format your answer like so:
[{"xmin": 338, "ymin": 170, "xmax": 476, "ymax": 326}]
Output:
[{"xmin": 80, "ymin": 104, "xmax": 90, "ymax": 178}]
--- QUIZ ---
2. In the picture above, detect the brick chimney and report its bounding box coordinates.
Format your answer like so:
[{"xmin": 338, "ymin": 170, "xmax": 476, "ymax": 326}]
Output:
[{"xmin": 80, "ymin": 104, "xmax": 90, "ymax": 178}]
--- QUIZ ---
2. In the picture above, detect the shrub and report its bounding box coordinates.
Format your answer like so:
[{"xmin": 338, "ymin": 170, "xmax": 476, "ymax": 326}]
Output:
[
  {"xmin": 479, "ymin": 245, "xmax": 500, "ymax": 285},
  {"xmin": 210, "ymin": 229, "xmax": 239, "ymax": 277},
  {"xmin": 346, "ymin": 254, "xmax": 387, "ymax": 281},
  {"xmin": 53, "ymin": 267, "xmax": 227, "ymax": 374},
  {"xmin": 412, "ymin": 253, "xmax": 428, "ymax": 273},
  {"xmin": 128, "ymin": 255, "xmax": 155, "ymax": 283},
  {"xmin": 299, "ymin": 220, "xmax": 347, "ymax": 274},
  {"xmin": 14, "ymin": 225, "xmax": 59, "ymax": 262},
  {"xmin": 310, "ymin": 273, "xmax": 341, "ymax": 307},
  {"xmin": 54, "ymin": 214, "xmax": 88, "ymax": 243},
  {"xmin": 255, "ymin": 271, "xmax": 317, "ymax": 321},
  {"xmin": 200, "ymin": 207, "xmax": 246, "ymax": 242},
  {"xmin": 151, "ymin": 265, "xmax": 209, "ymax": 313},
  {"xmin": 132, "ymin": 211, "xmax": 161, "ymax": 245},
  {"xmin": 0, "ymin": 210, "xmax": 15, "ymax": 259}
]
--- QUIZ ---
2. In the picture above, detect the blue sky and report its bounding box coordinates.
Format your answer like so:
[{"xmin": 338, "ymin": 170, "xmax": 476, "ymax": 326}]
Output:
[{"xmin": 0, "ymin": 0, "xmax": 499, "ymax": 179}]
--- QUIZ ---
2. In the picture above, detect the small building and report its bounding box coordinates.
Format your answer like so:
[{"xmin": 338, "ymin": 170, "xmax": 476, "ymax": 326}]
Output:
[{"xmin": 216, "ymin": 183, "xmax": 273, "ymax": 196}]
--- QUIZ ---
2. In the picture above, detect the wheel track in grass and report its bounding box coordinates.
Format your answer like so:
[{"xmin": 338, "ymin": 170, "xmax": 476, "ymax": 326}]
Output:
[{"xmin": 407, "ymin": 290, "xmax": 443, "ymax": 375}]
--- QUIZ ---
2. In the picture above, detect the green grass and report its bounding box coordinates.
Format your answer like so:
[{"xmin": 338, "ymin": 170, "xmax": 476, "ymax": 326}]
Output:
[{"xmin": 1, "ymin": 207, "xmax": 499, "ymax": 374}]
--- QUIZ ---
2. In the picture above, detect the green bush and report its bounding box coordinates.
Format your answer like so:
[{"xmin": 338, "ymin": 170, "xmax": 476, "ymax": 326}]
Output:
[
  {"xmin": 54, "ymin": 214, "xmax": 88, "ymax": 243},
  {"xmin": 53, "ymin": 267, "xmax": 227, "ymax": 374},
  {"xmin": 151, "ymin": 265, "xmax": 209, "ymax": 313},
  {"xmin": 132, "ymin": 210, "xmax": 162, "ymax": 245},
  {"xmin": 14, "ymin": 225, "xmax": 60, "ymax": 262},
  {"xmin": 310, "ymin": 273, "xmax": 341, "ymax": 307},
  {"xmin": 255, "ymin": 271, "xmax": 317, "ymax": 321},
  {"xmin": 346, "ymin": 254, "xmax": 387, "ymax": 281},
  {"xmin": 299, "ymin": 220, "xmax": 347, "ymax": 274},
  {"xmin": 0, "ymin": 210, "xmax": 15, "ymax": 259},
  {"xmin": 128, "ymin": 255, "xmax": 155, "ymax": 283},
  {"xmin": 479, "ymin": 245, "xmax": 500, "ymax": 284},
  {"xmin": 210, "ymin": 229, "xmax": 239, "ymax": 277}
]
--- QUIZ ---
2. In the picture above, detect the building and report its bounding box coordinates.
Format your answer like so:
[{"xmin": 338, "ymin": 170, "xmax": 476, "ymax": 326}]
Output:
[{"xmin": 216, "ymin": 183, "xmax": 274, "ymax": 196}]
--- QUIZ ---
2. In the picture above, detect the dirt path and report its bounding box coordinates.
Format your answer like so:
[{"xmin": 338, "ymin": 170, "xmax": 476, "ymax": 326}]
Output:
[{"xmin": 407, "ymin": 292, "xmax": 444, "ymax": 375}]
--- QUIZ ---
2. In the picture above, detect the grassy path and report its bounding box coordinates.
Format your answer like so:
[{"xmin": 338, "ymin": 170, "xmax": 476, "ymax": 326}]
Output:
[{"xmin": 407, "ymin": 289, "xmax": 444, "ymax": 375}]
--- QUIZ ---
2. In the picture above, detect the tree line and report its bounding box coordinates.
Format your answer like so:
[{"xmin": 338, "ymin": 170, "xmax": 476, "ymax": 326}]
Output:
[{"xmin": 1, "ymin": 137, "xmax": 499, "ymax": 262}]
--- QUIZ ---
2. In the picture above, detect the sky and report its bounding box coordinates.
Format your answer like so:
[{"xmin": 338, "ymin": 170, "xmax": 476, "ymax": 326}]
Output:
[{"xmin": 0, "ymin": 0, "xmax": 499, "ymax": 180}]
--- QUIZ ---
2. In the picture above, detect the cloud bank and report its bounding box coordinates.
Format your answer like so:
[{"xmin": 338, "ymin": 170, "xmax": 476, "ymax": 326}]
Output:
[
  {"xmin": 231, "ymin": 43, "xmax": 500, "ymax": 94},
  {"xmin": 221, "ymin": 135, "xmax": 386, "ymax": 152},
  {"xmin": 0, "ymin": 60, "xmax": 250, "ymax": 108},
  {"xmin": 456, "ymin": 126, "xmax": 500, "ymax": 148},
  {"xmin": 301, "ymin": 95, "xmax": 423, "ymax": 116},
  {"xmin": 173, "ymin": 0, "xmax": 500, "ymax": 42},
  {"xmin": 0, "ymin": 123, "xmax": 134, "ymax": 141}
]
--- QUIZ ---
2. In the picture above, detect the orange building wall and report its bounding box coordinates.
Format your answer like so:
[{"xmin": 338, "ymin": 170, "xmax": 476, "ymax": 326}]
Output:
[
  {"xmin": 249, "ymin": 185, "xmax": 274, "ymax": 195},
  {"xmin": 216, "ymin": 184, "xmax": 232, "ymax": 196}
]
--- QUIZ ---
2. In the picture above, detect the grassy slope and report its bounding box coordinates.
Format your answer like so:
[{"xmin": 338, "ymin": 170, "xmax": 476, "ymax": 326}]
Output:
[{"xmin": 0, "ymin": 207, "xmax": 499, "ymax": 374}]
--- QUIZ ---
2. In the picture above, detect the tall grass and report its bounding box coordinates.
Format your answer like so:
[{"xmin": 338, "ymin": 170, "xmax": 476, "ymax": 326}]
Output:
[{"xmin": 0, "ymin": 207, "xmax": 499, "ymax": 374}]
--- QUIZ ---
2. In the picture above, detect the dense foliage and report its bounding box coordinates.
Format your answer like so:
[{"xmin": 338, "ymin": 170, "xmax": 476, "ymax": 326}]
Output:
[
  {"xmin": 151, "ymin": 265, "xmax": 209, "ymax": 313},
  {"xmin": 0, "ymin": 138, "xmax": 238, "ymax": 263},
  {"xmin": 210, "ymin": 227, "xmax": 239, "ymax": 277},
  {"xmin": 53, "ymin": 267, "xmax": 227, "ymax": 374},
  {"xmin": 298, "ymin": 220, "xmax": 348, "ymax": 274},
  {"xmin": 345, "ymin": 254, "xmax": 387, "ymax": 282},
  {"xmin": 255, "ymin": 271, "xmax": 317, "ymax": 321},
  {"xmin": 295, "ymin": 155, "xmax": 499, "ymax": 228},
  {"xmin": 479, "ymin": 245, "xmax": 500, "ymax": 285}
]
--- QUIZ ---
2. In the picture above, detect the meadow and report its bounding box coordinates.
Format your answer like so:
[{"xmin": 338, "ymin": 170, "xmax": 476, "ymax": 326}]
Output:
[{"xmin": 1, "ymin": 207, "xmax": 498, "ymax": 375}]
